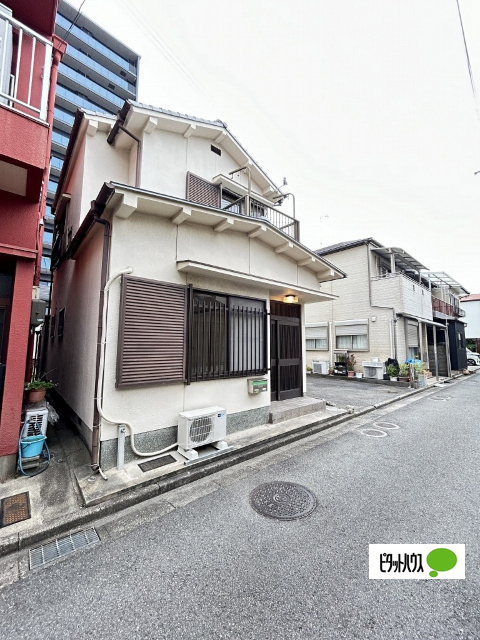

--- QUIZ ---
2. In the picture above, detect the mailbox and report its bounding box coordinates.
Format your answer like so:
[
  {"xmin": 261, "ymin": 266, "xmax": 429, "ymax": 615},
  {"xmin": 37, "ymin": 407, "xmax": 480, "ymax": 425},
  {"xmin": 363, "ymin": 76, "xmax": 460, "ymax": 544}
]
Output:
[{"xmin": 247, "ymin": 378, "xmax": 268, "ymax": 394}]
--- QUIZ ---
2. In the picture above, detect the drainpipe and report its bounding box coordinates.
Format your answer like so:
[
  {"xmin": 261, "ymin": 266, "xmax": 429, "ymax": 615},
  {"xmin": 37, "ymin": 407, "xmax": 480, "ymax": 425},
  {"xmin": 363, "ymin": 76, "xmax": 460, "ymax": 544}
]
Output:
[
  {"xmin": 35, "ymin": 36, "xmax": 66, "ymax": 288},
  {"xmin": 433, "ymin": 326, "xmax": 439, "ymax": 380},
  {"xmin": 367, "ymin": 243, "xmax": 398, "ymax": 361},
  {"xmin": 444, "ymin": 319, "xmax": 452, "ymax": 377},
  {"xmin": 91, "ymin": 213, "xmax": 111, "ymax": 478}
]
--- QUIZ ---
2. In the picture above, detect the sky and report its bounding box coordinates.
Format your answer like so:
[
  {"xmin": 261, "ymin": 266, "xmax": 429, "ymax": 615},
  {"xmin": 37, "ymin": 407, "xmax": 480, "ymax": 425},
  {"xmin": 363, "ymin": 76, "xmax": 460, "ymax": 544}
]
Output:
[{"xmin": 69, "ymin": 0, "xmax": 480, "ymax": 292}]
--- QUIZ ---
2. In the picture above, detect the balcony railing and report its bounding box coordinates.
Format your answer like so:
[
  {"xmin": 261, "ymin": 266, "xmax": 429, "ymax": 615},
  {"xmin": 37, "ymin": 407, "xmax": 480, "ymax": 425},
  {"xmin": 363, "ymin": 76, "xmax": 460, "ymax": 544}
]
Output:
[
  {"xmin": 432, "ymin": 296, "xmax": 464, "ymax": 318},
  {"xmin": 0, "ymin": 8, "xmax": 52, "ymax": 122},
  {"xmin": 371, "ymin": 272, "xmax": 433, "ymax": 320},
  {"xmin": 222, "ymin": 195, "xmax": 299, "ymax": 241}
]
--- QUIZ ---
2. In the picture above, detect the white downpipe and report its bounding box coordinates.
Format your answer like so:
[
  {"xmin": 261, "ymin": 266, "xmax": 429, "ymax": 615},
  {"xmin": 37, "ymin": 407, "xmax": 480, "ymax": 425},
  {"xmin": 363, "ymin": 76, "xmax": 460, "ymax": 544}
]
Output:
[{"xmin": 97, "ymin": 267, "xmax": 177, "ymax": 458}]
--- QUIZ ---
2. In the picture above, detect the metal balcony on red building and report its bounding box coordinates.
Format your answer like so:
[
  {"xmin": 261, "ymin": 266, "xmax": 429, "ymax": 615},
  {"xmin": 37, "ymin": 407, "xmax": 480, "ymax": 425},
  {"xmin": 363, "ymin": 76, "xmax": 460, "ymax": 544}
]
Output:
[{"xmin": 0, "ymin": 0, "xmax": 65, "ymax": 480}]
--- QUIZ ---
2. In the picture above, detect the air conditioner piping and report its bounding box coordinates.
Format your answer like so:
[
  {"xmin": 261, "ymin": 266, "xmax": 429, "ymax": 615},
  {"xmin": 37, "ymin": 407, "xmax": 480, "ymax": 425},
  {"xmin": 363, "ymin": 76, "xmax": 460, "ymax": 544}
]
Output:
[{"xmin": 96, "ymin": 267, "xmax": 177, "ymax": 460}]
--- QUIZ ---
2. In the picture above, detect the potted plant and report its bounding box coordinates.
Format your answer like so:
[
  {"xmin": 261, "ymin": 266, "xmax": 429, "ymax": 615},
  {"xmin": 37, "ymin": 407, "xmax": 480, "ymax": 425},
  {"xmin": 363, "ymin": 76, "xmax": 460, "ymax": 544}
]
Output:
[
  {"xmin": 398, "ymin": 363, "xmax": 410, "ymax": 382},
  {"xmin": 414, "ymin": 363, "xmax": 428, "ymax": 388},
  {"xmin": 346, "ymin": 353, "xmax": 356, "ymax": 377},
  {"xmin": 25, "ymin": 378, "xmax": 55, "ymax": 403},
  {"xmin": 386, "ymin": 364, "xmax": 399, "ymax": 381}
]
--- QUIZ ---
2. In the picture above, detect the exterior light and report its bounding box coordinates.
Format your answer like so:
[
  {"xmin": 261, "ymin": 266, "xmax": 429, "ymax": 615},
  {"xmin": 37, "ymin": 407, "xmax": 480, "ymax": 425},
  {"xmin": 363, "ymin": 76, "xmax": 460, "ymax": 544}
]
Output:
[
  {"xmin": 283, "ymin": 295, "xmax": 298, "ymax": 304},
  {"xmin": 371, "ymin": 316, "xmax": 377, "ymax": 322}
]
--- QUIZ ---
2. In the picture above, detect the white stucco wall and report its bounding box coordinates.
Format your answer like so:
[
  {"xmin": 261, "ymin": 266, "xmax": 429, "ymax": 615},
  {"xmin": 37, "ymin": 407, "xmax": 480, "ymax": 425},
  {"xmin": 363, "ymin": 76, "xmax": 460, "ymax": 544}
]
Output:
[
  {"xmin": 47, "ymin": 225, "xmax": 104, "ymax": 434},
  {"xmin": 140, "ymin": 128, "xmax": 263, "ymax": 200},
  {"xmin": 101, "ymin": 212, "xmax": 276, "ymax": 440},
  {"xmin": 461, "ymin": 300, "xmax": 480, "ymax": 337}
]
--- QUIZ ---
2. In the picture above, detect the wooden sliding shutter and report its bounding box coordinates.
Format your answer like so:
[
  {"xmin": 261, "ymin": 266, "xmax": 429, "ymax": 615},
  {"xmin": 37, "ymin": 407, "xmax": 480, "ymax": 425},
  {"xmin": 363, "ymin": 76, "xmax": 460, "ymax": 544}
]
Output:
[
  {"xmin": 116, "ymin": 275, "xmax": 188, "ymax": 387},
  {"xmin": 186, "ymin": 172, "xmax": 221, "ymax": 208}
]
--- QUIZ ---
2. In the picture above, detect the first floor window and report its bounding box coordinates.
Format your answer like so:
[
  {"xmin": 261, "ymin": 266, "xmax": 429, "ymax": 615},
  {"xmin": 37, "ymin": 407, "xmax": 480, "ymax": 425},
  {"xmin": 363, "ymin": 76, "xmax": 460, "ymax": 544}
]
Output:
[
  {"xmin": 116, "ymin": 278, "xmax": 267, "ymax": 387},
  {"xmin": 406, "ymin": 320, "xmax": 419, "ymax": 359},
  {"xmin": 189, "ymin": 291, "xmax": 266, "ymax": 382},
  {"xmin": 305, "ymin": 324, "xmax": 328, "ymax": 350},
  {"xmin": 335, "ymin": 321, "xmax": 368, "ymax": 350}
]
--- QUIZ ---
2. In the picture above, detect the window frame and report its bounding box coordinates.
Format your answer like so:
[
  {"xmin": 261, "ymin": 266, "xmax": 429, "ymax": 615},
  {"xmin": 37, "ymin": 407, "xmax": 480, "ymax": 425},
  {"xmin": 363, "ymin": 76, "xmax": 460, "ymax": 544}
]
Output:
[
  {"xmin": 188, "ymin": 289, "xmax": 267, "ymax": 383},
  {"xmin": 334, "ymin": 321, "xmax": 369, "ymax": 351},
  {"xmin": 305, "ymin": 323, "xmax": 329, "ymax": 351}
]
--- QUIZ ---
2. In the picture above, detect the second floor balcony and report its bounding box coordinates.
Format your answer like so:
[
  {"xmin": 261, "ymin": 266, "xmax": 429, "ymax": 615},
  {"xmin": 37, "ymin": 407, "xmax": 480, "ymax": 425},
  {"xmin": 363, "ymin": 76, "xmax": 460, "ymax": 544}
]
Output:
[
  {"xmin": 432, "ymin": 296, "xmax": 466, "ymax": 319},
  {"xmin": 187, "ymin": 172, "xmax": 300, "ymax": 241},
  {"xmin": 371, "ymin": 272, "xmax": 433, "ymax": 320},
  {"xmin": 0, "ymin": 7, "xmax": 53, "ymax": 122}
]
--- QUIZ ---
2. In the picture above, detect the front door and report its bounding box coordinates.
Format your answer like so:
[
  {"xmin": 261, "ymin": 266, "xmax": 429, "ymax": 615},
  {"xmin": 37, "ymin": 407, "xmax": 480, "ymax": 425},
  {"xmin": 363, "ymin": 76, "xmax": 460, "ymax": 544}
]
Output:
[{"xmin": 270, "ymin": 301, "xmax": 302, "ymax": 401}]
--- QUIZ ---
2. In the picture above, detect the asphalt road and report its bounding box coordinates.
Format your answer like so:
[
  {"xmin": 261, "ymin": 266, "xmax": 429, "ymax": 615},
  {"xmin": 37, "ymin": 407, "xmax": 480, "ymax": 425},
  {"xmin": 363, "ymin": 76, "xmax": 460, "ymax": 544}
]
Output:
[{"xmin": 0, "ymin": 376, "xmax": 478, "ymax": 640}]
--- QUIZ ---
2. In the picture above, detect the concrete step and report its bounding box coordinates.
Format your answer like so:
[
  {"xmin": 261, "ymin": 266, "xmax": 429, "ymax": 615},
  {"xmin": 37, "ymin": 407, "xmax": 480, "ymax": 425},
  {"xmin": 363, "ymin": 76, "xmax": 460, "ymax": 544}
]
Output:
[{"xmin": 269, "ymin": 397, "xmax": 326, "ymax": 424}]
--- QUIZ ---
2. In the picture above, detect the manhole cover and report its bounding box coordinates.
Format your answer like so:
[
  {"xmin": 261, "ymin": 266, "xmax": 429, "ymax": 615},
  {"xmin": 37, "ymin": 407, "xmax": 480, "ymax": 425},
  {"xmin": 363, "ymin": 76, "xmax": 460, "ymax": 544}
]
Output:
[
  {"xmin": 250, "ymin": 481, "xmax": 317, "ymax": 521},
  {"xmin": 0, "ymin": 492, "xmax": 30, "ymax": 527}
]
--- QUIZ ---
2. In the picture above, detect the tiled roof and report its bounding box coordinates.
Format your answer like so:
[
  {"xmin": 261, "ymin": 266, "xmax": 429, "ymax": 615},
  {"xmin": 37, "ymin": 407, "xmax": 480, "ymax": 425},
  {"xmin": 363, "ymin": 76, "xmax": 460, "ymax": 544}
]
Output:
[{"xmin": 315, "ymin": 238, "xmax": 378, "ymax": 255}]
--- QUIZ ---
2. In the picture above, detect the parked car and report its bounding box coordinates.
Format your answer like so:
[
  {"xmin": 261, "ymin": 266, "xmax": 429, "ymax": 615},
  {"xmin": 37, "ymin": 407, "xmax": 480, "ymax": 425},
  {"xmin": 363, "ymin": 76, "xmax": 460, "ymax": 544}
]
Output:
[{"xmin": 466, "ymin": 348, "xmax": 480, "ymax": 366}]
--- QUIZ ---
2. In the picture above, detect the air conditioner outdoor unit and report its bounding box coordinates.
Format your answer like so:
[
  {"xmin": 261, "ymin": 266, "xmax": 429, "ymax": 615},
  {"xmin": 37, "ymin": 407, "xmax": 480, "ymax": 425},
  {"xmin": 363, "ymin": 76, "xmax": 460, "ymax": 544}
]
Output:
[
  {"xmin": 312, "ymin": 360, "xmax": 329, "ymax": 375},
  {"xmin": 362, "ymin": 361, "xmax": 385, "ymax": 380},
  {"xmin": 21, "ymin": 407, "xmax": 49, "ymax": 438},
  {"xmin": 177, "ymin": 406, "xmax": 227, "ymax": 461}
]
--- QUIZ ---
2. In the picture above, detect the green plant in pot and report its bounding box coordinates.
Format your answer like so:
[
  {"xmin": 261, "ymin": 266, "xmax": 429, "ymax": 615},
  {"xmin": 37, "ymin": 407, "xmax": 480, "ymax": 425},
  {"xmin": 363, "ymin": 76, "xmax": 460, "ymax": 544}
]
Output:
[
  {"xmin": 398, "ymin": 363, "xmax": 410, "ymax": 380},
  {"xmin": 25, "ymin": 378, "xmax": 55, "ymax": 403},
  {"xmin": 346, "ymin": 353, "xmax": 356, "ymax": 377},
  {"xmin": 386, "ymin": 364, "xmax": 399, "ymax": 380}
]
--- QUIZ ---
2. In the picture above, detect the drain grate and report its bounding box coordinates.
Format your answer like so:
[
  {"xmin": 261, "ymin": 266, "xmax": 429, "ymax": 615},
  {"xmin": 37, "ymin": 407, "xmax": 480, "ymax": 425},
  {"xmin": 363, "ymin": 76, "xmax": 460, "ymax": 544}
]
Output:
[
  {"xmin": 29, "ymin": 527, "xmax": 100, "ymax": 569},
  {"xmin": 0, "ymin": 492, "xmax": 30, "ymax": 527},
  {"xmin": 250, "ymin": 481, "xmax": 317, "ymax": 521},
  {"xmin": 139, "ymin": 454, "xmax": 177, "ymax": 472}
]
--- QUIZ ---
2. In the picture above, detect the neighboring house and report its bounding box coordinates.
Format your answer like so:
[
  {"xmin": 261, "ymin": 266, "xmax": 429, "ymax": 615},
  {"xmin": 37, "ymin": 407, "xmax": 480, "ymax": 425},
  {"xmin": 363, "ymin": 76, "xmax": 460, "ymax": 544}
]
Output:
[
  {"xmin": 460, "ymin": 293, "xmax": 480, "ymax": 353},
  {"xmin": 0, "ymin": 0, "xmax": 66, "ymax": 480},
  {"xmin": 305, "ymin": 238, "xmax": 468, "ymax": 377},
  {"xmin": 40, "ymin": 0, "xmax": 139, "ymax": 306},
  {"xmin": 46, "ymin": 101, "xmax": 345, "ymax": 472},
  {"xmin": 421, "ymin": 271, "xmax": 469, "ymax": 373}
]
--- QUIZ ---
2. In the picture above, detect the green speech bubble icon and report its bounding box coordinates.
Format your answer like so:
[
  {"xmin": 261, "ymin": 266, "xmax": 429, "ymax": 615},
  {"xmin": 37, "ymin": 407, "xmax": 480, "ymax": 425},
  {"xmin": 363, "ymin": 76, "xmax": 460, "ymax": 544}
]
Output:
[{"xmin": 426, "ymin": 548, "xmax": 457, "ymax": 577}]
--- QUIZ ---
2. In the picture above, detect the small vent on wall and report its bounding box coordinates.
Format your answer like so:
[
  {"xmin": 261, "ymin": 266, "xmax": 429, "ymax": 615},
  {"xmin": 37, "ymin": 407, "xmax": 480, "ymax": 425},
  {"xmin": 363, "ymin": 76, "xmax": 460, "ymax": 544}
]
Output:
[{"xmin": 211, "ymin": 145, "xmax": 221, "ymax": 156}]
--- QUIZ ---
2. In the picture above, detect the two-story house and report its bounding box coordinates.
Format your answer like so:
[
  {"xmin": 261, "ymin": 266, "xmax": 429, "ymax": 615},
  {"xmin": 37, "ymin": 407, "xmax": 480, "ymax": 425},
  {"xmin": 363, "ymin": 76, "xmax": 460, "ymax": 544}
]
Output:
[
  {"xmin": 305, "ymin": 238, "xmax": 467, "ymax": 378},
  {"xmin": 0, "ymin": 0, "xmax": 65, "ymax": 480},
  {"xmin": 46, "ymin": 101, "xmax": 345, "ymax": 473}
]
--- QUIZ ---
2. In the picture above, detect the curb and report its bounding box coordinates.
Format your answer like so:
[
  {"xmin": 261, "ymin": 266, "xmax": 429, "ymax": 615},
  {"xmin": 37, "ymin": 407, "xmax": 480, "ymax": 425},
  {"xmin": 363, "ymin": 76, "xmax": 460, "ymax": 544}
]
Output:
[{"xmin": 0, "ymin": 374, "xmax": 471, "ymax": 559}]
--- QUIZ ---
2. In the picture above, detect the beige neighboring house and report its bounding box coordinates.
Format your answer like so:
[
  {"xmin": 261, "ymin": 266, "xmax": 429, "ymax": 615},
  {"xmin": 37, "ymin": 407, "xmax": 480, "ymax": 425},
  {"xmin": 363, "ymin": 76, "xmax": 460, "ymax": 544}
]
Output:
[
  {"xmin": 46, "ymin": 101, "xmax": 345, "ymax": 472},
  {"xmin": 305, "ymin": 238, "xmax": 468, "ymax": 377}
]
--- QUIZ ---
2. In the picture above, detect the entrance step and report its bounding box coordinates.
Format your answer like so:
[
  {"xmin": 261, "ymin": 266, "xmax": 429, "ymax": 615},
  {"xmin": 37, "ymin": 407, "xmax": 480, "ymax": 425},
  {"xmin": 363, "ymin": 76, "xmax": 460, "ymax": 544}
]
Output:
[{"xmin": 269, "ymin": 397, "xmax": 326, "ymax": 424}]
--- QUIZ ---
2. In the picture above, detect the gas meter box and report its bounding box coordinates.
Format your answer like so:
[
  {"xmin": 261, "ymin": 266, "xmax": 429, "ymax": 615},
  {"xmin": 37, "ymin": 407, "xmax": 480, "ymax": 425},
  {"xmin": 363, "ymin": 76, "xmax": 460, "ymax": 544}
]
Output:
[{"xmin": 247, "ymin": 378, "xmax": 268, "ymax": 394}]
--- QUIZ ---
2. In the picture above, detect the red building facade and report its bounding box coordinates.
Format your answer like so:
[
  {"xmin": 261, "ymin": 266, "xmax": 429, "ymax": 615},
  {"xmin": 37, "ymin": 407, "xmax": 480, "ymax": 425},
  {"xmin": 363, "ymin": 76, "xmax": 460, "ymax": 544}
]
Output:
[{"xmin": 0, "ymin": 0, "xmax": 65, "ymax": 480}]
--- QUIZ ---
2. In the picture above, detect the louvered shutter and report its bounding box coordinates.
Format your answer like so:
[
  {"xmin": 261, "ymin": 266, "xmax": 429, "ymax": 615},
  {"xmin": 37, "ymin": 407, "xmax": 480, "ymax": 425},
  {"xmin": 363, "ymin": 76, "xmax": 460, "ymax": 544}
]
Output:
[
  {"xmin": 407, "ymin": 321, "xmax": 419, "ymax": 347},
  {"xmin": 335, "ymin": 323, "xmax": 368, "ymax": 336},
  {"xmin": 116, "ymin": 276, "xmax": 188, "ymax": 387},
  {"xmin": 186, "ymin": 172, "xmax": 221, "ymax": 208},
  {"xmin": 305, "ymin": 325, "xmax": 328, "ymax": 339}
]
